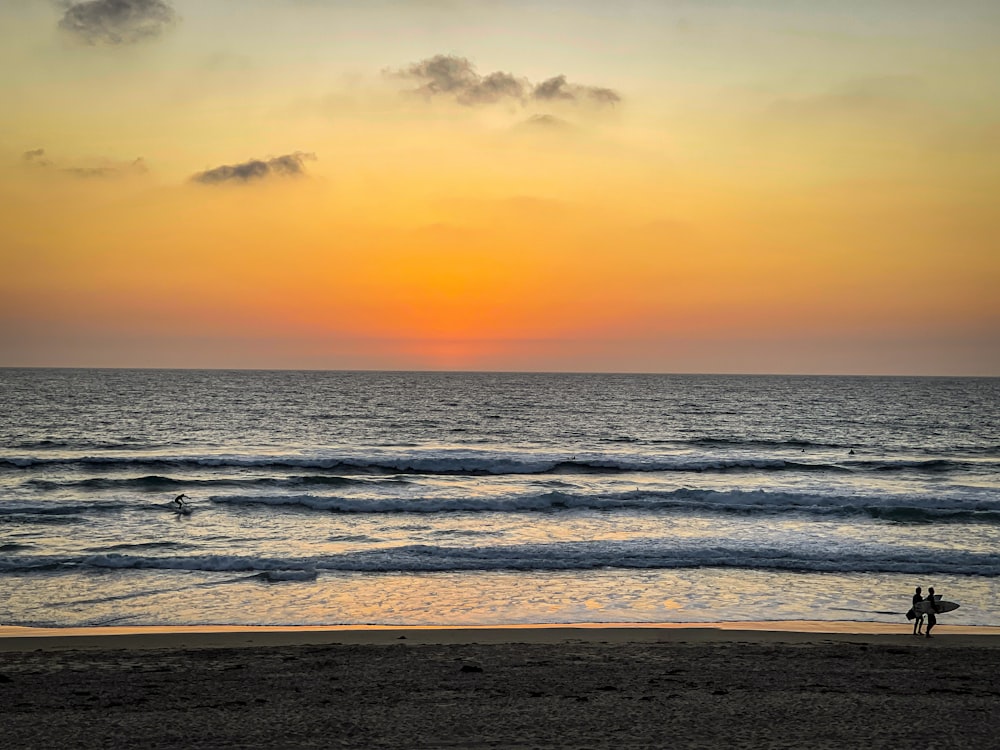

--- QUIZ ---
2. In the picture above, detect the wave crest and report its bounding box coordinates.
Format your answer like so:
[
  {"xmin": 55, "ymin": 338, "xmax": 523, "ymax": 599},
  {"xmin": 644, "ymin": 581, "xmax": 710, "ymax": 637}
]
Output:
[{"xmin": 3, "ymin": 542, "xmax": 998, "ymax": 576}]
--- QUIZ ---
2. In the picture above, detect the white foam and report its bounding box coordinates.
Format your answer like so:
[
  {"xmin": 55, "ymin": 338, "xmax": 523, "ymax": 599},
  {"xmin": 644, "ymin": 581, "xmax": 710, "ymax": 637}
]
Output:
[
  {"xmin": 5, "ymin": 541, "xmax": 999, "ymax": 576},
  {"xmin": 205, "ymin": 487, "xmax": 1000, "ymax": 518}
]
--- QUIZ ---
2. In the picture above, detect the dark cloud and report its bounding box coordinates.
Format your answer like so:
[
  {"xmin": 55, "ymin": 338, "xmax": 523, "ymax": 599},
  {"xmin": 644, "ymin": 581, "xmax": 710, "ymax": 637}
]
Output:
[
  {"xmin": 191, "ymin": 152, "xmax": 317, "ymax": 185},
  {"xmin": 402, "ymin": 55, "xmax": 478, "ymax": 96},
  {"xmin": 59, "ymin": 0, "xmax": 178, "ymax": 46},
  {"xmin": 23, "ymin": 148, "xmax": 50, "ymax": 165},
  {"xmin": 395, "ymin": 55, "xmax": 526, "ymax": 105},
  {"xmin": 532, "ymin": 75, "xmax": 573, "ymax": 102},
  {"xmin": 533, "ymin": 75, "xmax": 621, "ymax": 106},
  {"xmin": 392, "ymin": 55, "xmax": 620, "ymax": 108},
  {"xmin": 468, "ymin": 71, "xmax": 526, "ymax": 105}
]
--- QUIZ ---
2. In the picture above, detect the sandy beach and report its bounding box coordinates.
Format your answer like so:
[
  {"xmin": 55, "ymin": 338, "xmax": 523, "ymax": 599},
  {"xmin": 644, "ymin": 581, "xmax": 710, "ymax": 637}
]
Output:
[{"xmin": 3, "ymin": 623, "xmax": 999, "ymax": 749}]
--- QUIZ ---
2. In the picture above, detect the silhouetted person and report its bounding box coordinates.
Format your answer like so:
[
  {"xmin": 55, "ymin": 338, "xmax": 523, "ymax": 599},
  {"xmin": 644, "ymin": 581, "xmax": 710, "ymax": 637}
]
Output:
[
  {"xmin": 912, "ymin": 586, "xmax": 924, "ymax": 636},
  {"xmin": 173, "ymin": 494, "xmax": 190, "ymax": 512},
  {"xmin": 925, "ymin": 586, "xmax": 940, "ymax": 638}
]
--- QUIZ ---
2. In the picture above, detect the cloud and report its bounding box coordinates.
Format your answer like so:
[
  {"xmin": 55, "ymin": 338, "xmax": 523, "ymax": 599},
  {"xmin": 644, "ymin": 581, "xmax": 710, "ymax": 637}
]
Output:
[
  {"xmin": 391, "ymin": 55, "xmax": 620, "ymax": 108},
  {"xmin": 22, "ymin": 148, "xmax": 51, "ymax": 165},
  {"xmin": 191, "ymin": 152, "xmax": 317, "ymax": 185},
  {"xmin": 516, "ymin": 114, "xmax": 575, "ymax": 132},
  {"xmin": 393, "ymin": 55, "xmax": 527, "ymax": 105},
  {"xmin": 62, "ymin": 158, "xmax": 148, "ymax": 178},
  {"xmin": 400, "ymin": 55, "xmax": 478, "ymax": 96},
  {"xmin": 20, "ymin": 148, "xmax": 147, "ymax": 177},
  {"xmin": 533, "ymin": 75, "xmax": 621, "ymax": 106},
  {"xmin": 468, "ymin": 71, "xmax": 526, "ymax": 105},
  {"xmin": 58, "ymin": 0, "xmax": 178, "ymax": 46}
]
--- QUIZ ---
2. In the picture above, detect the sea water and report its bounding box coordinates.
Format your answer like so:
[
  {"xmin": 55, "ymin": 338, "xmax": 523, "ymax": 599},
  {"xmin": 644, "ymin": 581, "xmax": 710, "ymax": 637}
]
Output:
[{"xmin": 1, "ymin": 369, "xmax": 998, "ymax": 628}]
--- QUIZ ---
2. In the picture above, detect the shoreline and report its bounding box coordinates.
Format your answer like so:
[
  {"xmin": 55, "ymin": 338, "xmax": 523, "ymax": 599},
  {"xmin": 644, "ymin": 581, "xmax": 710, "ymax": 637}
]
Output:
[{"xmin": 3, "ymin": 620, "xmax": 999, "ymax": 652}]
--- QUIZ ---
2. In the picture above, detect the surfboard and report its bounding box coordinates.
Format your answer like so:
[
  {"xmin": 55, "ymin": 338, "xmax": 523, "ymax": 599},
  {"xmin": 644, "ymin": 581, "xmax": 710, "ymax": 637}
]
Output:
[
  {"xmin": 909, "ymin": 593, "xmax": 939, "ymax": 614},
  {"xmin": 914, "ymin": 599, "xmax": 959, "ymax": 615}
]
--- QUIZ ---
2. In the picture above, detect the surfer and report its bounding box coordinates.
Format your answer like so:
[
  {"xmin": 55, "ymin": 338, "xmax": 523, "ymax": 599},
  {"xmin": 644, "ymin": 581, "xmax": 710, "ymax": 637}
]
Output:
[
  {"xmin": 911, "ymin": 586, "xmax": 924, "ymax": 636},
  {"xmin": 924, "ymin": 587, "xmax": 940, "ymax": 638},
  {"xmin": 173, "ymin": 494, "xmax": 191, "ymax": 512}
]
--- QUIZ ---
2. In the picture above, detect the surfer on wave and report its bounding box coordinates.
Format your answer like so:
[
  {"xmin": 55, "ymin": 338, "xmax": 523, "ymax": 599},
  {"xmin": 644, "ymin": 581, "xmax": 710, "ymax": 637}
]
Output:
[{"xmin": 173, "ymin": 494, "xmax": 191, "ymax": 513}]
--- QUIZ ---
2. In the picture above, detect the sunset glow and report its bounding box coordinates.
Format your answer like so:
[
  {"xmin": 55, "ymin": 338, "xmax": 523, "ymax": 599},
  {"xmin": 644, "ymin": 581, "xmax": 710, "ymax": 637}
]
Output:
[{"xmin": 2, "ymin": 1, "xmax": 998, "ymax": 374}]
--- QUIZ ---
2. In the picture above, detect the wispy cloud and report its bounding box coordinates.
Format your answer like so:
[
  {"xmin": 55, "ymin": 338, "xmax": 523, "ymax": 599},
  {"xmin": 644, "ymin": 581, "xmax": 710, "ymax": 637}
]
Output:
[
  {"xmin": 191, "ymin": 153, "xmax": 317, "ymax": 185},
  {"xmin": 58, "ymin": 0, "xmax": 178, "ymax": 46},
  {"xmin": 62, "ymin": 160, "xmax": 148, "ymax": 178},
  {"xmin": 22, "ymin": 148, "xmax": 50, "ymax": 165},
  {"xmin": 770, "ymin": 76, "xmax": 923, "ymax": 119},
  {"xmin": 516, "ymin": 114, "xmax": 575, "ymax": 132},
  {"xmin": 391, "ymin": 55, "xmax": 621, "ymax": 108},
  {"xmin": 21, "ymin": 148, "xmax": 148, "ymax": 178}
]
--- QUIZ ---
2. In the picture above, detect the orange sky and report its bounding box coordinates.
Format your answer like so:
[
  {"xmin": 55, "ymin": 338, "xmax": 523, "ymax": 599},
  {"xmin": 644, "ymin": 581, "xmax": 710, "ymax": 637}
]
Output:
[{"xmin": 1, "ymin": 1, "xmax": 998, "ymax": 374}]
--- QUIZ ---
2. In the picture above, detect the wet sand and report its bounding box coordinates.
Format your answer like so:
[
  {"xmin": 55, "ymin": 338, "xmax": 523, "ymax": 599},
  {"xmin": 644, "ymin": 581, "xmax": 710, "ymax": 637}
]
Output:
[{"xmin": 3, "ymin": 623, "xmax": 999, "ymax": 748}]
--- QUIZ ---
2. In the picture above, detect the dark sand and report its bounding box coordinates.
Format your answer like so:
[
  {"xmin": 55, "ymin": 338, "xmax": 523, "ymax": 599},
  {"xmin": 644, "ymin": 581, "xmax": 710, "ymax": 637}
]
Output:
[{"xmin": 2, "ymin": 624, "xmax": 999, "ymax": 749}]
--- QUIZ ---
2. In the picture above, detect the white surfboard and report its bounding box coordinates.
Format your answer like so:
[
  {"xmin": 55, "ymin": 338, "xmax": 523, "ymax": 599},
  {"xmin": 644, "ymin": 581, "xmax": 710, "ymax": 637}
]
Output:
[{"xmin": 914, "ymin": 599, "xmax": 959, "ymax": 615}]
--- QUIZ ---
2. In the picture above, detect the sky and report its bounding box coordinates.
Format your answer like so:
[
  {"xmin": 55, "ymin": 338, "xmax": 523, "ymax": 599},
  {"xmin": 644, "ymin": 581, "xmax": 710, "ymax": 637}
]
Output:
[{"xmin": 1, "ymin": 0, "xmax": 998, "ymax": 375}]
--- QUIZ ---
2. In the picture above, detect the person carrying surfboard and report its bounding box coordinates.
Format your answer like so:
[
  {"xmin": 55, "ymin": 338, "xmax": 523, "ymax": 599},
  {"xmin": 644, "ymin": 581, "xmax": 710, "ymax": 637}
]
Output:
[
  {"xmin": 924, "ymin": 587, "xmax": 940, "ymax": 638},
  {"xmin": 911, "ymin": 586, "xmax": 925, "ymax": 636}
]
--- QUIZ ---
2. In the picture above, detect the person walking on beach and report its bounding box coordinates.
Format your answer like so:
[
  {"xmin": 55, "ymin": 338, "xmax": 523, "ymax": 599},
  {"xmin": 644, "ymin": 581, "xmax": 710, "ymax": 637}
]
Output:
[
  {"xmin": 924, "ymin": 587, "xmax": 940, "ymax": 638},
  {"xmin": 912, "ymin": 586, "xmax": 925, "ymax": 636}
]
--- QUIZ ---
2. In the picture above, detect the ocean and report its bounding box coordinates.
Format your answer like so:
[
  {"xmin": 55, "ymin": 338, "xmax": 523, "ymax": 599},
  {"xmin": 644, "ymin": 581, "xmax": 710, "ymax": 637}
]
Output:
[{"xmin": 2, "ymin": 369, "xmax": 998, "ymax": 629}]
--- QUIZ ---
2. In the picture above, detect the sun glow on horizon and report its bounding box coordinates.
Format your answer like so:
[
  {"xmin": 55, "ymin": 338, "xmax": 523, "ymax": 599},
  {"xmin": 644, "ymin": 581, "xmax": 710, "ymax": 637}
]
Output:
[{"xmin": 1, "ymin": 1, "xmax": 998, "ymax": 374}]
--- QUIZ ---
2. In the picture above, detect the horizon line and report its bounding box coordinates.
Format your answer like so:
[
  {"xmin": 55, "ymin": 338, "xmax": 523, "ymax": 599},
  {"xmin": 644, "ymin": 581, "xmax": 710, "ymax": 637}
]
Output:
[{"xmin": 1, "ymin": 365, "xmax": 996, "ymax": 379}]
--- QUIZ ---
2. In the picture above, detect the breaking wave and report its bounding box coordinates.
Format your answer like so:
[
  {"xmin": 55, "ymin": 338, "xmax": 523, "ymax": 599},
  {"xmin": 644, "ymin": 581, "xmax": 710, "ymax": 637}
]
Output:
[
  {"xmin": 24, "ymin": 474, "xmax": 368, "ymax": 491},
  {"xmin": 3, "ymin": 541, "xmax": 998, "ymax": 576},
  {"xmin": 206, "ymin": 488, "xmax": 1000, "ymax": 523},
  {"xmin": 4, "ymin": 452, "xmax": 991, "ymax": 476}
]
